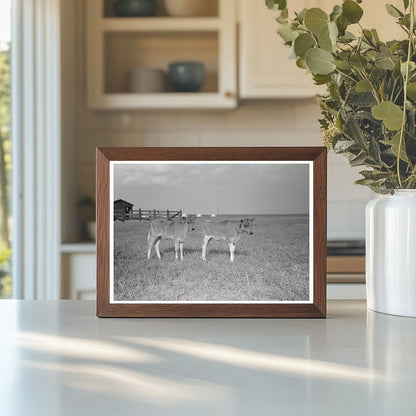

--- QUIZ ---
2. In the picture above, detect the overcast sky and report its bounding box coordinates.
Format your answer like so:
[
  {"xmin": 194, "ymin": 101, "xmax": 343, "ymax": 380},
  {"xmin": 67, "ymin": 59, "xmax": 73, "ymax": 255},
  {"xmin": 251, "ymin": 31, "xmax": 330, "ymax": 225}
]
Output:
[{"xmin": 113, "ymin": 162, "xmax": 310, "ymax": 215}]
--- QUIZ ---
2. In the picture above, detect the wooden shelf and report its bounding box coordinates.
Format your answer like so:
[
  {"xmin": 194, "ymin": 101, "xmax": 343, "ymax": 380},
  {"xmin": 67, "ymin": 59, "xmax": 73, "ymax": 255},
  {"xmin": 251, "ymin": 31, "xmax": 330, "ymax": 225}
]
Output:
[
  {"xmin": 327, "ymin": 256, "xmax": 365, "ymax": 274},
  {"xmin": 101, "ymin": 17, "xmax": 221, "ymax": 32},
  {"xmin": 61, "ymin": 242, "xmax": 96, "ymax": 253},
  {"xmin": 327, "ymin": 256, "xmax": 365, "ymax": 284},
  {"xmin": 89, "ymin": 92, "xmax": 235, "ymax": 110}
]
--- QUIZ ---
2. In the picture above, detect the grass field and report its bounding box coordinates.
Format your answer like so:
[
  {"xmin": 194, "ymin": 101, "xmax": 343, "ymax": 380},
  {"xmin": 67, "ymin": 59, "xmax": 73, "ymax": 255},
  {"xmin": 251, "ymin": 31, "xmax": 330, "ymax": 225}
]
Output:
[{"xmin": 113, "ymin": 215, "xmax": 310, "ymax": 302}]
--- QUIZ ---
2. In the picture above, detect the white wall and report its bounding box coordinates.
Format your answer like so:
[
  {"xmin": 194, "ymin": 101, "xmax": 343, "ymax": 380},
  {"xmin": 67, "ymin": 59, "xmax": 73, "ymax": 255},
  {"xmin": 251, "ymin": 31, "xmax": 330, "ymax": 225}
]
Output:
[{"xmin": 62, "ymin": 0, "xmax": 374, "ymax": 243}]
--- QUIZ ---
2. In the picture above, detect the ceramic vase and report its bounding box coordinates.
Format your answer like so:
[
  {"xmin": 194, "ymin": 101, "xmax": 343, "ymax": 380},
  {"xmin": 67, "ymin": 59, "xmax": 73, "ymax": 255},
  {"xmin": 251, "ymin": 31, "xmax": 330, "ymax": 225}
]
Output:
[{"xmin": 366, "ymin": 190, "xmax": 416, "ymax": 317}]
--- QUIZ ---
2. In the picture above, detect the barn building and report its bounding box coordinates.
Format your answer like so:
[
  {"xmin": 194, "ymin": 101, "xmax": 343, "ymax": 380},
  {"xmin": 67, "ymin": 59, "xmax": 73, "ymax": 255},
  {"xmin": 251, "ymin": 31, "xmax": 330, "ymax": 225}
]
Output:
[{"xmin": 114, "ymin": 199, "xmax": 134, "ymax": 215}]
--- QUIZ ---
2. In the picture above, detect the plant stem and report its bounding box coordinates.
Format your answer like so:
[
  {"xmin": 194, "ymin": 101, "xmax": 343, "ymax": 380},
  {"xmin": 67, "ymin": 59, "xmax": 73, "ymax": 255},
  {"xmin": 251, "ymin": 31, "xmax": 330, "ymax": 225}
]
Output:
[
  {"xmin": 334, "ymin": 68, "xmax": 358, "ymax": 84},
  {"xmin": 359, "ymin": 69, "xmax": 381, "ymax": 104},
  {"xmin": 397, "ymin": 0, "xmax": 415, "ymax": 188}
]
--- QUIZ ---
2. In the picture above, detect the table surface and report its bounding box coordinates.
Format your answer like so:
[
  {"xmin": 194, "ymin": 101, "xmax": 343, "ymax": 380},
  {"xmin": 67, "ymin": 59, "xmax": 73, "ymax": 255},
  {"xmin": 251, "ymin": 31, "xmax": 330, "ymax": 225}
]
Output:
[{"xmin": 0, "ymin": 300, "xmax": 415, "ymax": 416}]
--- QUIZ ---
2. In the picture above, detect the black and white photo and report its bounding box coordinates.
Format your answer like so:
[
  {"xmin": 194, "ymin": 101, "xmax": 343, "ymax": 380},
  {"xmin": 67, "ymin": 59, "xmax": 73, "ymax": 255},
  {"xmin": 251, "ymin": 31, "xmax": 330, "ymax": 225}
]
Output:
[{"xmin": 110, "ymin": 161, "xmax": 313, "ymax": 304}]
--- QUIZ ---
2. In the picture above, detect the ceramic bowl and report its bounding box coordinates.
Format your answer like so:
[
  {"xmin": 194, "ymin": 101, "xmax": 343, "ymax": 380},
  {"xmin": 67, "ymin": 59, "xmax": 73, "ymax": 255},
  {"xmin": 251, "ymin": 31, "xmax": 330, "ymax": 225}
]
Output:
[
  {"xmin": 128, "ymin": 68, "xmax": 167, "ymax": 93},
  {"xmin": 168, "ymin": 62, "xmax": 205, "ymax": 92},
  {"xmin": 114, "ymin": 0, "xmax": 158, "ymax": 17}
]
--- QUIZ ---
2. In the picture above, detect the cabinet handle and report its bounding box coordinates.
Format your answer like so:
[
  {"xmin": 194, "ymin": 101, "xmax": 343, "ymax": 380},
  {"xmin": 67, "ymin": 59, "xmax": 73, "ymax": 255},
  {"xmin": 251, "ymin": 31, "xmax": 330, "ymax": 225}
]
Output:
[{"xmin": 224, "ymin": 91, "xmax": 234, "ymax": 99}]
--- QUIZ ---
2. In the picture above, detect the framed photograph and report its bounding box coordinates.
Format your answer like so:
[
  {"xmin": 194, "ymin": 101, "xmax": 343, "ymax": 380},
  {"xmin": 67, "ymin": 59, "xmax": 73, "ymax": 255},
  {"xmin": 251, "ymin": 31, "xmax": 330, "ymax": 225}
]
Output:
[{"xmin": 96, "ymin": 147, "xmax": 327, "ymax": 318}]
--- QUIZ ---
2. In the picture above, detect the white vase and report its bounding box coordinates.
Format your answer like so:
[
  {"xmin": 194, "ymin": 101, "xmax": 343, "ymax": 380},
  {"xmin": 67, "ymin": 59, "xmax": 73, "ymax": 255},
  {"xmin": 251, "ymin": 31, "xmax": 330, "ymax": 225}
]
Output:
[{"xmin": 366, "ymin": 190, "xmax": 416, "ymax": 317}]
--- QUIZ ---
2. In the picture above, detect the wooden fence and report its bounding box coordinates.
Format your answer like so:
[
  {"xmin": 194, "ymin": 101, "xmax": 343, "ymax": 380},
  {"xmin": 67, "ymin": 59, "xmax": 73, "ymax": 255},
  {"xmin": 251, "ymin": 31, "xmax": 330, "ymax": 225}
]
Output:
[{"xmin": 114, "ymin": 209, "xmax": 182, "ymax": 222}]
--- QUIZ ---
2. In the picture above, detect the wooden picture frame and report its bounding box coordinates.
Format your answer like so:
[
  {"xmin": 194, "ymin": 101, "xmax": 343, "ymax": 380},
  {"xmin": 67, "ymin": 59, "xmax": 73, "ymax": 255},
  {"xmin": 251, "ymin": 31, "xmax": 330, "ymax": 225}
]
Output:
[{"xmin": 96, "ymin": 147, "xmax": 327, "ymax": 318}]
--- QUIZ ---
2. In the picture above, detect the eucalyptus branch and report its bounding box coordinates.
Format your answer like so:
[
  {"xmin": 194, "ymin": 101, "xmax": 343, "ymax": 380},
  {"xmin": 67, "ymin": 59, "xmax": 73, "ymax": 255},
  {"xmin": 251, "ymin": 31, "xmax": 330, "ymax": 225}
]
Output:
[
  {"xmin": 393, "ymin": 85, "xmax": 404, "ymax": 104},
  {"xmin": 390, "ymin": 79, "xmax": 398, "ymax": 102},
  {"xmin": 267, "ymin": 0, "xmax": 416, "ymax": 193},
  {"xmin": 397, "ymin": 0, "xmax": 415, "ymax": 188},
  {"xmin": 334, "ymin": 68, "xmax": 358, "ymax": 84},
  {"xmin": 358, "ymin": 69, "xmax": 381, "ymax": 104}
]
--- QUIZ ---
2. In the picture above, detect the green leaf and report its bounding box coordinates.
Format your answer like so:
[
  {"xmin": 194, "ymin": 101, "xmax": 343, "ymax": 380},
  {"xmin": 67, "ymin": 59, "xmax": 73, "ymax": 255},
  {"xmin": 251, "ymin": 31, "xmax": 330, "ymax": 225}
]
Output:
[
  {"xmin": 334, "ymin": 139, "xmax": 355, "ymax": 151},
  {"xmin": 350, "ymin": 54, "xmax": 368, "ymax": 70},
  {"xmin": 356, "ymin": 79, "xmax": 372, "ymax": 92},
  {"xmin": 328, "ymin": 21, "xmax": 338, "ymax": 44},
  {"xmin": 403, "ymin": 0, "xmax": 410, "ymax": 10},
  {"xmin": 332, "ymin": 59, "xmax": 352, "ymax": 70},
  {"xmin": 372, "ymin": 101, "xmax": 404, "ymax": 130},
  {"xmin": 336, "ymin": 15, "xmax": 348, "ymax": 36},
  {"xmin": 350, "ymin": 152, "xmax": 367, "ymax": 167},
  {"xmin": 355, "ymin": 178, "xmax": 377, "ymax": 186},
  {"xmin": 339, "ymin": 31, "xmax": 356, "ymax": 43},
  {"xmin": 313, "ymin": 74, "xmax": 332, "ymax": 85},
  {"xmin": 401, "ymin": 61, "xmax": 416, "ymax": 76},
  {"xmin": 277, "ymin": 23, "xmax": 298, "ymax": 43},
  {"xmin": 385, "ymin": 4, "xmax": 404, "ymax": 18},
  {"xmin": 330, "ymin": 5, "xmax": 342, "ymax": 22},
  {"xmin": 375, "ymin": 55, "xmax": 395, "ymax": 70},
  {"xmin": 381, "ymin": 132, "xmax": 408, "ymax": 162},
  {"xmin": 306, "ymin": 48, "xmax": 335, "ymax": 75},
  {"xmin": 378, "ymin": 77, "xmax": 386, "ymax": 100},
  {"xmin": 369, "ymin": 136, "xmax": 382, "ymax": 163},
  {"xmin": 318, "ymin": 27, "xmax": 334, "ymax": 52},
  {"xmin": 296, "ymin": 8, "xmax": 307, "ymax": 23},
  {"xmin": 304, "ymin": 8, "xmax": 329, "ymax": 35},
  {"xmin": 407, "ymin": 82, "xmax": 416, "ymax": 99},
  {"xmin": 348, "ymin": 92, "xmax": 377, "ymax": 107},
  {"xmin": 342, "ymin": 0, "xmax": 364, "ymax": 24},
  {"xmin": 296, "ymin": 57, "xmax": 308, "ymax": 69},
  {"xmin": 360, "ymin": 170, "xmax": 392, "ymax": 181},
  {"xmin": 344, "ymin": 114, "xmax": 367, "ymax": 147},
  {"xmin": 294, "ymin": 33, "xmax": 316, "ymax": 58},
  {"xmin": 363, "ymin": 29, "xmax": 376, "ymax": 46},
  {"xmin": 371, "ymin": 29, "xmax": 380, "ymax": 42},
  {"xmin": 266, "ymin": 0, "xmax": 287, "ymax": 11}
]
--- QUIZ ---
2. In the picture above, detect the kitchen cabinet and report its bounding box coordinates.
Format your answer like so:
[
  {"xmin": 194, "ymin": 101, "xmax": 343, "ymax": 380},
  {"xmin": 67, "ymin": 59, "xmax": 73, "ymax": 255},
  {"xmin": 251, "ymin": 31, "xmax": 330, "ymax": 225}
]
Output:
[
  {"xmin": 238, "ymin": 0, "xmax": 404, "ymax": 99},
  {"xmin": 86, "ymin": 0, "xmax": 237, "ymax": 109},
  {"xmin": 61, "ymin": 245, "xmax": 96, "ymax": 300},
  {"xmin": 239, "ymin": 0, "xmax": 325, "ymax": 99}
]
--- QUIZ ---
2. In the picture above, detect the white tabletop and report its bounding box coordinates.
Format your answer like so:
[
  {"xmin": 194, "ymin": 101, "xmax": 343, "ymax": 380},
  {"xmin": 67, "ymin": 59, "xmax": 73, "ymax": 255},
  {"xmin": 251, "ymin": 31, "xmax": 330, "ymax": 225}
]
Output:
[{"xmin": 0, "ymin": 300, "xmax": 415, "ymax": 416}]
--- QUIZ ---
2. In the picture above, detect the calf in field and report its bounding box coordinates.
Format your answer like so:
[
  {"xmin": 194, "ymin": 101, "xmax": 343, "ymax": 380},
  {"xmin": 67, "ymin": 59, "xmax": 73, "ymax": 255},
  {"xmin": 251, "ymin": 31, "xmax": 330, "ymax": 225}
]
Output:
[
  {"xmin": 201, "ymin": 218, "xmax": 254, "ymax": 262},
  {"xmin": 147, "ymin": 217, "xmax": 195, "ymax": 261}
]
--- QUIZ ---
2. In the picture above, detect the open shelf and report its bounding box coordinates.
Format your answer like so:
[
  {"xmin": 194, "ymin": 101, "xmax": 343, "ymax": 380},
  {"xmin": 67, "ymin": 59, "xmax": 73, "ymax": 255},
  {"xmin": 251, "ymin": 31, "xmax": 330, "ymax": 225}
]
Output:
[
  {"xmin": 87, "ymin": 0, "xmax": 236, "ymax": 109},
  {"xmin": 91, "ymin": 92, "xmax": 234, "ymax": 109},
  {"xmin": 104, "ymin": 31, "xmax": 218, "ymax": 94},
  {"xmin": 61, "ymin": 242, "xmax": 96, "ymax": 254},
  {"xmin": 102, "ymin": 17, "xmax": 221, "ymax": 32}
]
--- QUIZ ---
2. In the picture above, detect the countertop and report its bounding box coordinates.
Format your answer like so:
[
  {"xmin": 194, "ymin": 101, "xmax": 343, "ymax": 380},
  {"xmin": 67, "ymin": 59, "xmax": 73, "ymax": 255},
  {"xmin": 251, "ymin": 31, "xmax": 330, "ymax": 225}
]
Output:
[{"xmin": 0, "ymin": 300, "xmax": 415, "ymax": 415}]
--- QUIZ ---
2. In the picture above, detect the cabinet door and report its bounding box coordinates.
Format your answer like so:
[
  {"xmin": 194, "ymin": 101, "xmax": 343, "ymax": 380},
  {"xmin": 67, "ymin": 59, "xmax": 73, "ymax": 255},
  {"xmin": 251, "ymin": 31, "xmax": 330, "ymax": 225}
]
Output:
[
  {"xmin": 62, "ymin": 253, "xmax": 96, "ymax": 300},
  {"xmin": 239, "ymin": 0, "xmax": 325, "ymax": 99},
  {"xmin": 239, "ymin": 0, "xmax": 405, "ymax": 99}
]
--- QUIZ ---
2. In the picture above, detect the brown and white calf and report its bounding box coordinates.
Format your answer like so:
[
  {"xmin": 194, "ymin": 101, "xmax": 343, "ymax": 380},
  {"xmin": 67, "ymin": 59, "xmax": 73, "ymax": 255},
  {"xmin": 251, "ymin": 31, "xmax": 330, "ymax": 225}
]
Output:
[
  {"xmin": 201, "ymin": 218, "xmax": 254, "ymax": 262},
  {"xmin": 147, "ymin": 217, "xmax": 195, "ymax": 261}
]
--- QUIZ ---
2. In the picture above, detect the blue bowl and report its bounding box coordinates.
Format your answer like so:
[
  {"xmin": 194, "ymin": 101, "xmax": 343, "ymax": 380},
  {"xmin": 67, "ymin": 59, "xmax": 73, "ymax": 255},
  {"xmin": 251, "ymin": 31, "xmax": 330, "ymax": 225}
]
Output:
[
  {"xmin": 114, "ymin": 0, "xmax": 157, "ymax": 17},
  {"xmin": 168, "ymin": 62, "xmax": 205, "ymax": 93}
]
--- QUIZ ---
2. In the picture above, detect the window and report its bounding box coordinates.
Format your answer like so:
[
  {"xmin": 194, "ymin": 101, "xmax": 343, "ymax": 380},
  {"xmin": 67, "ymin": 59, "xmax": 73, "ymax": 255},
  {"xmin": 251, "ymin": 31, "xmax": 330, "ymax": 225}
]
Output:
[{"xmin": 0, "ymin": 0, "xmax": 11, "ymax": 298}]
